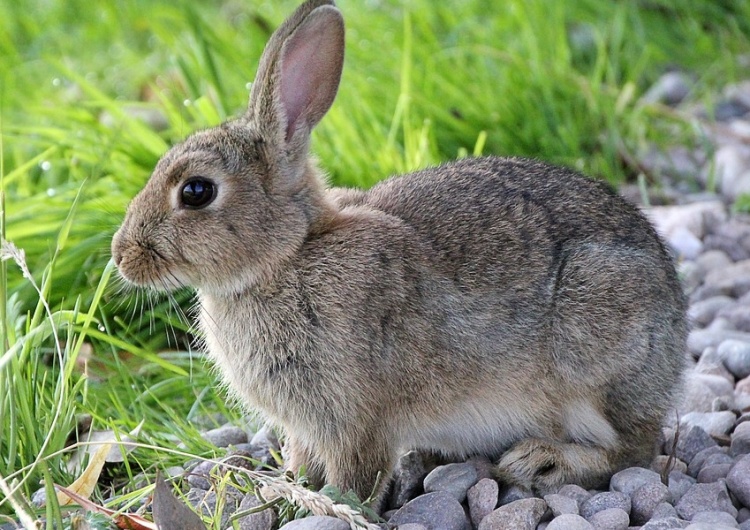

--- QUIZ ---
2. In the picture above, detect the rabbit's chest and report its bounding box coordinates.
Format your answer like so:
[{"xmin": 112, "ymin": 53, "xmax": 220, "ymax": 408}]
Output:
[{"xmin": 198, "ymin": 294, "xmax": 321, "ymax": 420}]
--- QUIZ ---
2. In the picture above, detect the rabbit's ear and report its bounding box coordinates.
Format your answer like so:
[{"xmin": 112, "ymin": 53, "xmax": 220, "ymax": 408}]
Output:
[{"xmin": 247, "ymin": 1, "xmax": 344, "ymax": 148}]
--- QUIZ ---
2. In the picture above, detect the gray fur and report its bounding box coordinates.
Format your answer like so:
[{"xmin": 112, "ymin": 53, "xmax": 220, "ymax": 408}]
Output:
[{"xmin": 112, "ymin": 0, "xmax": 688, "ymax": 503}]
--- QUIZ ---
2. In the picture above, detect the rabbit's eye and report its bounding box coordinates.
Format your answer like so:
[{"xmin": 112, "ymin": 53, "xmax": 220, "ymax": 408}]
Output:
[{"xmin": 181, "ymin": 178, "xmax": 216, "ymax": 209}]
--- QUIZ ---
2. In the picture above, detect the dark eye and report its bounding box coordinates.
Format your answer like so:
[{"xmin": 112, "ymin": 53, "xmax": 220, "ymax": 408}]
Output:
[{"xmin": 181, "ymin": 177, "xmax": 216, "ymax": 209}]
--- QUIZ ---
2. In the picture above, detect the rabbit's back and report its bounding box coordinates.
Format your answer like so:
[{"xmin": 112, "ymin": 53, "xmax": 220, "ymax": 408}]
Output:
[{"xmin": 346, "ymin": 155, "xmax": 687, "ymax": 390}]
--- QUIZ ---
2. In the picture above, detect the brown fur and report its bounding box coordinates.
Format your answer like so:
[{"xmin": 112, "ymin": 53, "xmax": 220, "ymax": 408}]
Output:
[{"xmin": 112, "ymin": 0, "xmax": 688, "ymax": 503}]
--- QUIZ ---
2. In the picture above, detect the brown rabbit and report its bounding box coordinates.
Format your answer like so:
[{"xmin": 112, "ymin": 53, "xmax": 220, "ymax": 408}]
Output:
[{"xmin": 112, "ymin": 0, "xmax": 687, "ymax": 504}]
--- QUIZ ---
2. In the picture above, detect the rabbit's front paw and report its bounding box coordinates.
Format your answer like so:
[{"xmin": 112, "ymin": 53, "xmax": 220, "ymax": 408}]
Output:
[{"xmin": 496, "ymin": 438, "xmax": 613, "ymax": 495}]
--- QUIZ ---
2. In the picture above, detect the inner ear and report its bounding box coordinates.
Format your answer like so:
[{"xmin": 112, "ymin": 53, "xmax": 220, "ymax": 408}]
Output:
[{"xmin": 278, "ymin": 5, "xmax": 344, "ymax": 142}]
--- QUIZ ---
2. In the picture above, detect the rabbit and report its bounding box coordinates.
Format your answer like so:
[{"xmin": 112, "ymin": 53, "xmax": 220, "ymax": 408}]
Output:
[{"xmin": 112, "ymin": 0, "xmax": 687, "ymax": 505}]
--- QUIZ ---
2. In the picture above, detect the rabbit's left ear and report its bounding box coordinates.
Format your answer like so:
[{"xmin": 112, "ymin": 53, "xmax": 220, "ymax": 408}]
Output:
[{"xmin": 247, "ymin": 2, "xmax": 345, "ymax": 147}]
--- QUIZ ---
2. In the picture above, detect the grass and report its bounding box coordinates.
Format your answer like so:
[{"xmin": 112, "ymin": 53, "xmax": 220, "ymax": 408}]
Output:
[{"xmin": 1, "ymin": 0, "xmax": 749, "ymax": 526}]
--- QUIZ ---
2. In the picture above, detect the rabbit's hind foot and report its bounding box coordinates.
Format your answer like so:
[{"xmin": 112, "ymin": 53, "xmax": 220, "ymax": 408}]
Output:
[{"xmin": 495, "ymin": 438, "xmax": 615, "ymax": 495}]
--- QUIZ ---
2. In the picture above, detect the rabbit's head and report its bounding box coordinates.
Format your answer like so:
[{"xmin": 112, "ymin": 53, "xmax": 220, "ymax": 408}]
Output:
[{"xmin": 112, "ymin": 0, "xmax": 344, "ymax": 295}]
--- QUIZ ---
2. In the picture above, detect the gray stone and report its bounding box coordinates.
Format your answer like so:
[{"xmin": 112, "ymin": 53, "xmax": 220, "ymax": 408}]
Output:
[
  {"xmin": 668, "ymin": 471, "xmax": 697, "ymax": 504},
  {"xmin": 278, "ymin": 516, "xmax": 349, "ymax": 530},
  {"xmin": 731, "ymin": 422, "xmax": 750, "ymax": 457},
  {"xmin": 691, "ymin": 510, "xmax": 739, "ymax": 528},
  {"xmin": 580, "ymin": 491, "xmax": 631, "ymax": 520},
  {"xmin": 631, "ymin": 481, "xmax": 671, "ymax": 525},
  {"xmin": 743, "ymin": 520, "xmax": 750, "ymax": 530},
  {"xmin": 467, "ymin": 478, "xmax": 499, "ymax": 528},
  {"xmin": 641, "ymin": 517, "xmax": 690, "ymax": 529},
  {"xmin": 557, "ymin": 484, "xmax": 593, "ymax": 507},
  {"xmin": 545, "ymin": 514, "xmax": 594, "ymax": 530},
  {"xmin": 697, "ymin": 463, "xmax": 732, "ymax": 483},
  {"xmin": 395, "ymin": 525, "xmax": 429, "ymax": 530},
  {"xmin": 388, "ymin": 491, "xmax": 469, "ymax": 530},
  {"xmin": 186, "ymin": 488, "xmax": 242, "ymax": 530},
  {"xmin": 202, "ymin": 425, "xmax": 248, "ymax": 448},
  {"xmin": 740, "ymin": 507, "xmax": 750, "ymax": 523},
  {"xmin": 652, "ymin": 455, "xmax": 688, "ymax": 475},
  {"xmin": 544, "ymin": 493, "xmax": 579, "ymax": 516},
  {"xmin": 703, "ymin": 452, "xmax": 735, "ymax": 468},
  {"xmin": 696, "ymin": 250, "xmax": 734, "ymax": 275},
  {"xmin": 689, "ymin": 297, "xmax": 737, "ymax": 328},
  {"xmin": 688, "ymin": 330, "xmax": 750, "ymax": 358},
  {"xmin": 610, "ymin": 467, "xmax": 663, "ymax": 496},
  {"xmin": 679, "ymin": 373, "xmax": 735, "ymax": 413},
  {"xmin": 237, "ymin": 493, "xmax": 278, "ymax": 530},
  {"xmin": 674, "ymin": 481, "xmax": 738, "ymax": 520},
  {"xmin": 423, "ymin": 462, "xmax": 478, "ymax": 503},
  {"xmin": 727, "ymin": 454, "xmax": 750, "ymax": 508},
  {"xmin": 587, "ymin": 508, "xmax": 630, "ymax": 530},
  {"xmin": 674, "ymin": 425, "xmax": 720, "ymax": 463},
  {"xmin": 652, "ymin": 502, "xmax": 680, "ymax": 520},
  {"xmin": 668, "ymin": 226, "xmax": 704, "ymax": 259},
  {"xmin": 477, "ymin": 498, "xmax": 547, "ymax": 530},
  {"xmin": 695, "ymin": 347, "xmax": 736, "ymax": 384},
  {"xmin": 681, "ymin": 412, "xmax": 737, "ymax": 437},
  {"xmin": 718, "ymin": 305, "xmax": 750, "ymax": 333},
  {"xmin": 688, "ymin": 446, "xmax": 727, "ymax": 478},
  {"xmin": 715, "ymin": 144, "xmax": 750, "ymax": 200},
  {"xmin": 685, "ymin": 524, "xmax": 738, "ymax": 530},
  {"xmin": 187, "ymin": 460, "xmax": 216, "ymax": 490},
  {"xmin": 642, "ymin": 71, "xmax": 692, "ymax": 105},
  {"xmin": 718, "ymin": 339, "xmax": 750, "ymax": 379}
]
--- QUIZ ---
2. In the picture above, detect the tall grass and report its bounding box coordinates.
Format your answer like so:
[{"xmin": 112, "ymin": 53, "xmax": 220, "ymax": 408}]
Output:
[{"xmin": 1, "ymin": 0, "xmax": 749, "ymax": 524}]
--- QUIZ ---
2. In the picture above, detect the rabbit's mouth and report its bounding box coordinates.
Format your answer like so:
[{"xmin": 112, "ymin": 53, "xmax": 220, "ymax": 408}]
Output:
[{"xmin": 112, "ymin": 232, "xmax": 189, "ymax": 292}]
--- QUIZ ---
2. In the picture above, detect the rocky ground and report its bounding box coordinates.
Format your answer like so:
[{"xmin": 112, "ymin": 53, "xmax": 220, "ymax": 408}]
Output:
[{"xmin": 175, "ymin": 73, "xmax": 750, "ymax": 530}]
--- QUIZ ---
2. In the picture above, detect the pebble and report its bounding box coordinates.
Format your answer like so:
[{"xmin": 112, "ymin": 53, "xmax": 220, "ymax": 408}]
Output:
[
  {"xmin": 545, "ymin": 514, "xmax": 594, "ymax": 530},
  {"xmin": 237, "ymin": 494, "xmax": 277, "ymax": 530},
  {"xmin": 423, "ymin": 462, "xmax": 478, "ymax": 503},
  {"xmin": 580, "ymin": 491, "xmax": 631, "ymax": 520},
  {"xmin": 731, "ymin": 422, "xmax": 750, "ymax": 457},
  {"xmin": 544, "ymin": 493, "xmax": 579, "ymax": 516},
  {"xmin": 694, "ymin": 347, "xmax": 735, "ymax": 384},
  {"xmin": 278, "ymin": 516, "xmax": 349, "ymax": 530},
  {"xmin": 727, "ymin": 453, "xmax": 750, "ymax": 508},
  {"xmin": 641, "ymin": 517, "xmax": 690, "ymax": 529},
  {"xmin": 587, "ymin": 507, "xmax": 630, "ymax": 530},
  {"xmin": 688, "ymin": 330, "xmax": 750, "ymax": 357},
  {"xmin": 201, "ymin": 425, "xmax": 248, "ymax": 448},
  {"xmin": 467, "ymin": 478, "xmax": 499, "ymax": 528},
  {"xmin": 696, "ymin": 463, "xmax": 733, "ymax": 482},
  {"xmin": 674, "ymin": 481, "xmax": 738, "ymax": 520},
  {"xmin": 478, "ymin": 498, "xmax": 547, "ymax": 530},
  {"xmin": 679, "ymin": 373, "xmax": 734, "ymax": 412},
  {"xmin": 687, "ymin": 446, "xmax": 727, "ymax": 477},
  {"xmin": 674, "ymin": 425, "xmax": 720, "ymax": 463},
  {"xmin": 388, "ymin": 491, "xmax": 469, "ymax": 530},
  {"xmin": 681, "ymin": 411, "xmax": 737, "ymax": 437},
  {"xmin": 642, "ymin": 71, "xmax": 692, "ymax": 105},
  {"xmin": 668, "ymin": 471, "xmax": 697, "ymax": 504},
  {"xmin": 610, "ymin": 467, "xmax": 663, "ymax": 496},
  {"xmin": 691, "ymin": 510, "xmax": 740, "ymax": 528},
  {"xmin": 689, "ymin": 296, "xmax": 736, "ymax": 327},
  {"xmin": 631, "ymin": 481, "xmax": 671, "ymax": 525},
  {"xmin": 718, "ymin": 339, "xmax": 750, "ymax": 378},
  {"xmin": 557, "ymin": 484, "xmax": 592, "ymax": 507}
]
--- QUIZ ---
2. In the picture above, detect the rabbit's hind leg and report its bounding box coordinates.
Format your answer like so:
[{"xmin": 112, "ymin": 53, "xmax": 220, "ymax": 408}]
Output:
[{"xmin": 495, "ymin": 437, "xmax": 615, "ymax": 494}]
